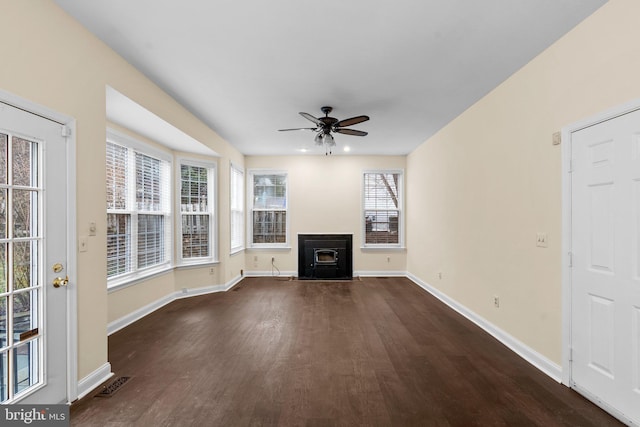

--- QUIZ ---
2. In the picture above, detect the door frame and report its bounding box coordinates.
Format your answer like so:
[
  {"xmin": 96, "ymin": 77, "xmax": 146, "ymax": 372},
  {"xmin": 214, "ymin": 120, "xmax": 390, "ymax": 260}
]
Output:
[
  {"xmin": 0, "ymin": 89, "xmax": 78, "ymax": 403},
  {"xmin": 561, "ymin": 98, "xmax": 640, "ymax": 424}
]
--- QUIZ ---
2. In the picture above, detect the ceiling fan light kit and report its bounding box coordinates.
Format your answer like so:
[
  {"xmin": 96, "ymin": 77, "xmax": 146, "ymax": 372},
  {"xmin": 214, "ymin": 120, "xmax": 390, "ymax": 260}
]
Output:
[{"xmin": 279, "ymin": 106, "xmax": 369, "ymax": 155}]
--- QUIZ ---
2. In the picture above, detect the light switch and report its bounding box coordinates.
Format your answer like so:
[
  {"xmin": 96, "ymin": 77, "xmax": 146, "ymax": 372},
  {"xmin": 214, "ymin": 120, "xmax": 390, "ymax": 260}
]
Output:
[{"xmin": 89, "ymin": 221, "xmax": 97, "ymax": 236}]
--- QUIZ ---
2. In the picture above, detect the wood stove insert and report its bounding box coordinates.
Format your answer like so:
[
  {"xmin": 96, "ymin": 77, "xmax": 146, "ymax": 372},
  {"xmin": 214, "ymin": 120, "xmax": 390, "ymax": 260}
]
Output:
[{"xmin": 298, "ymin": 234, "xmax": 353, "ymax": 279}]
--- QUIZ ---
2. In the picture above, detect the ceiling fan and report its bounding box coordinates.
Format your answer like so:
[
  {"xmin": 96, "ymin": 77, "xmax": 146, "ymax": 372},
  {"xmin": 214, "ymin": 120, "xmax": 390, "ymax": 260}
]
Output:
[{"xmin": 279, "ymin": 106, "xmax": 369, "ymax": 155}]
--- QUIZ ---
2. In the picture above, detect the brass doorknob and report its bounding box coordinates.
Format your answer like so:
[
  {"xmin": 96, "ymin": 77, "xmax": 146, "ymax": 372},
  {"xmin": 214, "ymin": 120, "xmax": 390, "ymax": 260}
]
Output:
[{"xmin": 53, "ymin": 276, "xmax": 69, "ymax": 288}]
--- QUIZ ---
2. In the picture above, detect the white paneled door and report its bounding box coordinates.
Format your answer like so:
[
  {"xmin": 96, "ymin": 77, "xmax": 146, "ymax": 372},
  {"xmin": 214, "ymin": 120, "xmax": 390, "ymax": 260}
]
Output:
[
  {"xmin": 571, "ymin": 107, "xmax": 640, "ymax": 425},
  {"xmin": 0, "ymin": 101, "xmax": 68, "ymax": 404}
]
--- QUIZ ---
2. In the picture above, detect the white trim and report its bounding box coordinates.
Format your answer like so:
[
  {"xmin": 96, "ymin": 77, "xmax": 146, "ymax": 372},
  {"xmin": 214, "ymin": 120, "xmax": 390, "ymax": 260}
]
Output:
[
  {"xmin": 65, "ymin": 118, "xmax": 79, "ymax": 402},
  {"xmin": 0, "ymin": 89, "xmax": 79, "ymax": 403},
  {"xmin": 356, "ymin": 270, "xmax": 408, "ymax": 277},
  {"xmin": 175, "ymin": 156, "xmax": 218, "ymax": 266},
  {"xmin": 76, "ymin": 363, "xmax": 113, "ymax": 401},
  {"xmin": 243, "ymin": 270, "xmax": 297, "ymax": 278},
  {"xmin": 246, "ymin": 169, "xmax": 289, "ymax": 248},
  {"xmin": 107, "ymin": 275, "xmax": 243, "ymax": 335},
  {"xmin": 107, "ymin": 291, "xmax": 176, "ymax": 336},
  {"xmin": 406, "ymin": 273, "xmax": 562, "ymax": 382},
  {"xmin": 362, "ymin": 169, "xmax": 405, "ymax": 248}
]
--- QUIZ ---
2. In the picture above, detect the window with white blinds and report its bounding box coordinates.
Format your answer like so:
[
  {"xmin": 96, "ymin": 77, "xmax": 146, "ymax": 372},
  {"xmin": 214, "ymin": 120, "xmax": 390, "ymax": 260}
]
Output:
[
  {"xmin": 363, "ymin": 171, "xmax": 403, "ymax": 246},
  {"xmin": 230, "ymin": 164, "xmax": 244, "ymax": 253},
  {"xmin": 249, "ymin": 171, "xmax": 288, "ymax": 247},
  {"xmin": 178, "ymin": 160, "xmax": 216, "ymax": 264},
  {"xmin": 106, "ymin": 133, "xmax": 171, "ymax": 286}
]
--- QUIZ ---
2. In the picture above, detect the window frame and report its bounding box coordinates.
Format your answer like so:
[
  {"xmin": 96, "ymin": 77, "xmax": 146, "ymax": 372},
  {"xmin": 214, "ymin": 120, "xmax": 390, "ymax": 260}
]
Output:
[
  {"xmin": 106, "ymin": 129, "xmax": 173, "ymax": 289},
  {"xmin": 229, "ymin": 163, "xmax": 245, "ymax": 254},
  {"xmin": 175, "ymin": 157, "xmax": 217, "ymax": 266},
  {"xmin": 362, "ymin": 169, "xmax": 404, "ymax": 249},
  {"xmin": 247, "ymin": 169, "xmax": 289, "ymax": 248}
]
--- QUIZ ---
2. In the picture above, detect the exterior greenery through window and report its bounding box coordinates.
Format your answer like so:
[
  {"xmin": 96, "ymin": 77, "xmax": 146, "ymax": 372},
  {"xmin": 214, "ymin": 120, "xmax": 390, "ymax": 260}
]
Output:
[
  {"xmin": 363, "ymin": 171, "xmax": 402, "ymax": 245},
  {"xmin": 250, "ymin": 172, "xmax": 287, "ymax": 245},
  {"xmin": 106, "ymin": 137, "xmax": 171, "ymax": 283},
  {"xmin": 179, "ymin": 161, "xmax": 215, "ymax": 262},
  {"xmin": 230, "ymin": 164, "xmax": 244, "ymax": 252}
]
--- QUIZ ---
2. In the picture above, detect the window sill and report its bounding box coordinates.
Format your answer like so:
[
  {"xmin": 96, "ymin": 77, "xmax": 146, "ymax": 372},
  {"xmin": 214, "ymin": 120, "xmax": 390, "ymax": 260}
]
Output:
[
  {"xmin": 247, "ymin": 246, "xmax": 291, "ymax": 251},
  {"xmin": 230, "ymin": 247, "xmax": 245, "ymax": 256},
  {"xmin": 175, "ymin": 260, "xmax": 219, "ymax": 270},
  {"xmin": 107, "ymin": 265, "xmax": 173, "ymax": 293},
  {"xmin": 360, "ymin": 246, "xmax": 406, "ymax": 252}
]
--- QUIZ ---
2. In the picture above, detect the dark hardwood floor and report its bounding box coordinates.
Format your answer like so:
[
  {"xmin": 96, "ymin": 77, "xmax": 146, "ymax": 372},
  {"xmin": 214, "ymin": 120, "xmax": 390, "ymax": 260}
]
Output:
[{"xmin": 70, "ymin": 277, "xmax": 622, "ymax": 426}]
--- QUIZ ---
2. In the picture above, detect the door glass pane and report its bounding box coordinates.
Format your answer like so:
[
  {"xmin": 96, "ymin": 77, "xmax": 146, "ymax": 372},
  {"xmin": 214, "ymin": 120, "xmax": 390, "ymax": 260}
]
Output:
[
  {"xmin": 0, "ymin": 297, "xmax": 7, "ymax": 350},
  {"xmin": 13, "ymin": 339, "xmax": 38, "ymax": 395},
  {"xmin": 13, "ymin": 241, "xmax": 37, "ymax": 290},
  {"xmin": 12, "ymin": 137, "xmax": 37, "ymax": 187},
  {"xmin": 0, "ymin": 351, "xmax": 7, "ymax": 402},
  {"xmin": 13, "ymin": 290, "xmax": 37, "ymax": 343},
  {"xmin": 0, "ymin": 133, "xmax": 7, "ymax": 185},
  {"xmin": 0, "ymin": 189, "xmax": 6, "ymax": 239},
  {"xmin": 0, "ymin": 244, "xmax": 6, "ymax": 294},
  {"xmin": 13, "ymin": 189, "xmax": 37, "ymax": 238}
]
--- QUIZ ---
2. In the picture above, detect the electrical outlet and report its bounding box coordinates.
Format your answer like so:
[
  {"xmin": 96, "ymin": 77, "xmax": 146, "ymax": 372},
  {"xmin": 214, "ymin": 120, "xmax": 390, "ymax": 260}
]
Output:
[
  {"xmin": 494, "ymin": 296, "xmax": 500, "ymax": 308},
  {"xmin": 536, "ymin": 232, "xmax": 548, "ymax": 248},
  {"xmin": 79, "ymin": 236, "xmax": 88, "ymax": 252},
  {"xmin": 209, "ymin": 267, "xmax": 215, "ymax": 275},
  {"xmin": 438, "ymin": 272, "xmax": 442, "ymax": 280},
  {"xmin": 386, "ymin": 256, "xmax": 391, "ymax": 263},
  {"xmin": 271, "ymin": 257, "xmax": 275, "ymax": 263}
]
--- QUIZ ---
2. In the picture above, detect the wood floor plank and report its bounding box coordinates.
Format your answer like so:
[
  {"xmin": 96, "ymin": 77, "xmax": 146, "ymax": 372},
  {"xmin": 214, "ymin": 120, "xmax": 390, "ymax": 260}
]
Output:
[{"xmin": 70, "ymin": 277, "xmax": 623, "ymax": 426}]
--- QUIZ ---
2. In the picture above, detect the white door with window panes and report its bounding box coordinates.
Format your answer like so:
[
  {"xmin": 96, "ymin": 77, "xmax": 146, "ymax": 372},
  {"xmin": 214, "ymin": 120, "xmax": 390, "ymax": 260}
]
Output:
[{"xmin": 0, "ymin": 101, "xmax": 69, "ymax": 404}]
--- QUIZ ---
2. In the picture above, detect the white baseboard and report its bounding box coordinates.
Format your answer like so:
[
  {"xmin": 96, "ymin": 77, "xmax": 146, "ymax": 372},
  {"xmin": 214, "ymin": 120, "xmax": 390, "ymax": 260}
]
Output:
[
  {"xmin": 356, "ymin": 270, "xmax": 409, "ymax": 277},
  {"xmin": 76, "ymin": 362, "xmax": 113, "ymax": 401},
  {"xmin": 244, "ymin": 270, "xmax": 296, "ymax": 277},
  {"xmin": 108, "ymin": 292, "xmax": 176, "ymax": 336},
  {"xmin": 406, "ymin": 273, "xmax": 562, "ymax": 382},
  {"xmin": 107, "ymin": 275, "xmax": 244, "ymax": 336}
]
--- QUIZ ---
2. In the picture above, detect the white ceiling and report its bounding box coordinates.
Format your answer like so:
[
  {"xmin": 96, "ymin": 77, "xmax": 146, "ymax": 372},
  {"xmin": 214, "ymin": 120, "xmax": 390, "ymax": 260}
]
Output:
[{"xmin": 55, "ymin": 0, "xmax": 606, "ymax": 156}]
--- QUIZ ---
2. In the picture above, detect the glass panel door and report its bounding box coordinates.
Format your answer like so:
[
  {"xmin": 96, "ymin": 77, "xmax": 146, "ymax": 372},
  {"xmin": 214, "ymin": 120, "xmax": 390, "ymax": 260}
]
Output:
[{"xmin": 0, "ymin": 132, "xmax": 43, "ymax": 402}]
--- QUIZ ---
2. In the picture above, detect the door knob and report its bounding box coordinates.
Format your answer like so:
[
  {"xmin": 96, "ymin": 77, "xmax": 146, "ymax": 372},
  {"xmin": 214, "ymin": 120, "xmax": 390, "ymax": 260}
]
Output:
[{"xmin": 53, "ymin": 276, "xmax": 69, "ymax": 288}]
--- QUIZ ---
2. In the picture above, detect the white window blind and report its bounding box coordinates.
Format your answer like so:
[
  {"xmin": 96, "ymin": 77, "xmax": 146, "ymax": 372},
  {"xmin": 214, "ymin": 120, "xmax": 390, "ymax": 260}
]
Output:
[
  {"xmin": 363, "ymin": 171, "xmax": 402, "ymax": 246},
  {"xmin": 106, "ymin": 136, "xmax": 171, "ymax": 284},
  {"xmin": 230, "ymin": 164, "xmax": 244, "ymax": 252},
  {"xmin": 179, "ymin": 161, "xmax": 215, "ymax": 262}
]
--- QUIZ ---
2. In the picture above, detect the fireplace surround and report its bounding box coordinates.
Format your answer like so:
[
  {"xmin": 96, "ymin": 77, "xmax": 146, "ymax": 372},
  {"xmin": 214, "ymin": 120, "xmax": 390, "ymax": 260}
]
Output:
[{"xmin": 298, "ymin": 234, "xmax": 353, "ymax": 279}]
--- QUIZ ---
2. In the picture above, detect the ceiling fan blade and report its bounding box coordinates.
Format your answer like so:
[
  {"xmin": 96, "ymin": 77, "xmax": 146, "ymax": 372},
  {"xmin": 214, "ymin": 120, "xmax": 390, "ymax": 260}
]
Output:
[
  {"xmin": 299, "ymin": 112, "xmax": 323, "ymax": 126},
  {"xmin": 335, "ymin": 128, "xmax": 368, "ymax": 136},
  {"xmin": 336, "ymin": 115, "xmax": 369, "ymax": 127},
  {"xmin": 278, "ymin": 127, "xmax": 318, "ymax": 132}
]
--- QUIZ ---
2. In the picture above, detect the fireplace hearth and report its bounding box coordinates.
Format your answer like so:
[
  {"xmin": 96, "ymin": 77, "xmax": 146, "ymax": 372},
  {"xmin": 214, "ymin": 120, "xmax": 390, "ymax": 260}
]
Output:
[{"xmin": 298, "ymin": 234, "xmax": 353, "ymax": 279}]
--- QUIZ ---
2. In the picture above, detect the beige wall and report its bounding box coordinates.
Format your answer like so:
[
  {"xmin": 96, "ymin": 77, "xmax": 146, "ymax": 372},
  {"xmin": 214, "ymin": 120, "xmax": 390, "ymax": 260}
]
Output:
[
  {"xmin": 406, "ymin": 0, "xmax": 640, "ymax": 364},
  {"xmin": 0, "ymin": 0, "xmax": 244, "ymax": 381},
  {"xmin": 245, "ymin": 156, "xmax": 407, "ymax": 274},
  {"xmin": 3, "ymin": 0, "xmax": 636, "ymax": 392}
]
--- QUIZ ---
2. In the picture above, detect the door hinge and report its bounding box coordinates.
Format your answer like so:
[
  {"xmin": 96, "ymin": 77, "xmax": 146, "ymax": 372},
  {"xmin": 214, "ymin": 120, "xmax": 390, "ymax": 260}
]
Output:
[
  {"xmin": 568, "ymin": 158, "xmax": 573, "ymax": 173},
  {"xmin": 569, "ymin": 347, "xmax": 573, "ymax": 362},
  {"xmin": 568, "ymin": 251, "xmax": 573, "ymax": 267},
  {"xmin": 61, "ymin": 125, "xmax": 71, "ymax": 137}
]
